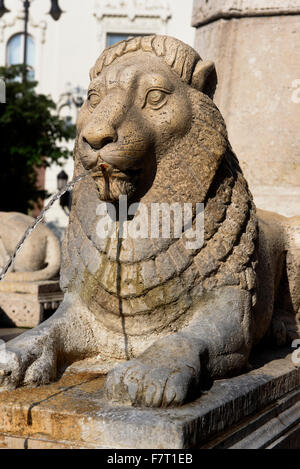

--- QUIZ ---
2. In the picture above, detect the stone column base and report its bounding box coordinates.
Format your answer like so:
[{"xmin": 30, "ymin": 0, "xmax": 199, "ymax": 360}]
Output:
[
  {"xmin": 0, "ymin": 347, "xmax": 299, "ymax": 449},
  {"xmin": 192, "ymin": 1, "xmax": 300, "ymax": 217},
  {"xmin": 0, "ymin": 280, "xmax": 63, "ymax": 328}
]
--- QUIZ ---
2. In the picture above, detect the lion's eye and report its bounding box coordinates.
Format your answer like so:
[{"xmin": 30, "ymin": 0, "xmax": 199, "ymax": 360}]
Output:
[
  {"xmin": 88, "ymin": 93, "xmax": 101, "ymax": 110},
  {"xmin": 144, "ymin": 89, "xmax": 168, "ymax": 109}
]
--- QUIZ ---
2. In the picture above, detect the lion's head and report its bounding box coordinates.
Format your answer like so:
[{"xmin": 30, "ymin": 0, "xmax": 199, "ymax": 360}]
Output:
[
  {"xmin": 61, "ymin": 36, "xmax": 258, "ymax": 359},
  {"xmin": 75, "ymin": 35, "xmax": 225, "ymax": 205}
]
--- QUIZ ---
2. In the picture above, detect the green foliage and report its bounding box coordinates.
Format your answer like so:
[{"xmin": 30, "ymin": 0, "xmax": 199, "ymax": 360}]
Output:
[{"xmin": 0, "ymin": 65, "xmax": 76, "ymax": 213}]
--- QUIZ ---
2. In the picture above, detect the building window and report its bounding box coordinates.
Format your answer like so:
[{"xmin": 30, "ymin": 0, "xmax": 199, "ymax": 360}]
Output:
[
  {"xmin": 7, "ymin": 33, "xmax": 35, "ymax": 79},
  {"xmin": 106, "ymin": 33, "xmax": 144, "ymax": 47}
]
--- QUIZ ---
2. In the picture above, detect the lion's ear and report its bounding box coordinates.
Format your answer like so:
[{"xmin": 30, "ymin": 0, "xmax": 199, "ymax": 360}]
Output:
[{"xmin": 191, "ymin": 60, "xmax": 217, "ymax": 99}]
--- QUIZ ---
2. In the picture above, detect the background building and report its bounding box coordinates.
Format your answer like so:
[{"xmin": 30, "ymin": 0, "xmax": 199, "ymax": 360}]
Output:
[
  {"xmin": 0, "ymin": 0, "xmax": 195, "ymax": 236},
  {"xmin": 192, "ymin": 0, "xmax": 300, "ymax": 218}
]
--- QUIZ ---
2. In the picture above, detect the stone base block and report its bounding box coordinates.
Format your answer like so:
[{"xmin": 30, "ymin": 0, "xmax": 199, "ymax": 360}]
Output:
[
  {"xmin": 0, "ymin": 280, "xmax": 63, "ymax": 328},
  {"xmin": 0, "ymin": 347, "xmax": 299, "ymax": 449},
  {"xmin": 0, "ymin": 328, "xmax": 27, "ymax": 343}
]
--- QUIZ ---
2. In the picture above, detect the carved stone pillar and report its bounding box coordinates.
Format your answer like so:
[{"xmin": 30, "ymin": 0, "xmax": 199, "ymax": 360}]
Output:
[{"xmin": 192, "ymin": 1, "xmax": 300, "ymax": 216}]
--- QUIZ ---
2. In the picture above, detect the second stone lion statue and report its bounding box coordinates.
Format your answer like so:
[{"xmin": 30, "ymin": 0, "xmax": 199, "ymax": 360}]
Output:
[
  {"xmin": 0, "ymin": 212, "xmax": 61, "ymax": 282},
  {"xmin": 0, "ymin": 36, "xmax": 299, "ymax": 407}
]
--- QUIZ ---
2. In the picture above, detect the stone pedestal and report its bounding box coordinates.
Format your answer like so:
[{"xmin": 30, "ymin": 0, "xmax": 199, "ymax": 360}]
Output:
[
  {"xmin": 192, "ymin": 0, "xmax": 300, "ymax": 217},
  {"xmin": 0, "ymin": 328, "xmax": 27, "ymax": 343},
  {"xmin": 0, "ymin": 280, "xmax": 63, "ymax": 328},
  {"xmin": 0, "ymin": 348, "xmax": 299, "ymax": 449}
]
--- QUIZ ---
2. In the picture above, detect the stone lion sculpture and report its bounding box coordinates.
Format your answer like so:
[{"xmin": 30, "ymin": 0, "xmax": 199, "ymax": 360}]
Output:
[
  {"xmin": 0, "ymin": 36, "xmax": 299, "ymax": 408},
  {"xmin": 0, "ymin": 212, "xmax": 61, "ymax": 282}
]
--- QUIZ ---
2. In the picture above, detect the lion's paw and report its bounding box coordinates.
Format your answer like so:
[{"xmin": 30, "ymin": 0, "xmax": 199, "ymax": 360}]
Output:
[
  {"xmin": 23, "ymin": 350, "xmax": 57, "ymax": 387},
  {"xmin": 0, "ymin": 336, "xmax": 57, "ymax": 391},
  {"xmin": 104, "ymin": 358, "xmax": 199, "ymax": 408},
  {"xmin": 0, "ymin": 349, "xmax": 22, "ymax": 391}
]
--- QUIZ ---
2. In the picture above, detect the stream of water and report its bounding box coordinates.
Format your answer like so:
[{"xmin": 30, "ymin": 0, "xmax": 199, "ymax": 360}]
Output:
[{"xmin": 0, "ymin": 172, "xmax": 90, "ymax": 282}]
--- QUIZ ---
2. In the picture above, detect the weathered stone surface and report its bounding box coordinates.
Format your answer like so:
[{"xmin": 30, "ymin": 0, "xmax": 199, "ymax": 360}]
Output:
[
  {"xmin": 0, "ymin": 35, "xmax": 299, "ymax": 413},
  {"xmin": 192, "ymin": 0, "xmax": 300, "ymax": 217},
  {"xmin": 0, "ymin": 349, "xmax": 299, "ymax": 449},
  {"xmin": 192, "ymin": 0, "xmax": 300, "ymax": 27}
]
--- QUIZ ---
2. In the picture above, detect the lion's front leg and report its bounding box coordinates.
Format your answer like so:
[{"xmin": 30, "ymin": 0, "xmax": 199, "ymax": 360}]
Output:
[
  {"xmin": 104, "ymin": 287, "xmax": 253, "ymax": 407},
  {"xmin": 104, "ymin": 334, "xmax": 202, "ymax": 407}
]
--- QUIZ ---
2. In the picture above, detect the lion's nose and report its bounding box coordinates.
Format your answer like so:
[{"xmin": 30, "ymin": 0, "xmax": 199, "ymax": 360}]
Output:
[{"xmin": 82, "ymin": 125, "xmax": 117, "ymax": 151}]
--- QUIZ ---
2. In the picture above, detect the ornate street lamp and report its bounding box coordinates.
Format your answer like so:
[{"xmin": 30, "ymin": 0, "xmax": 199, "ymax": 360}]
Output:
[
  {"xmin": 0, "ymin": 1, "xmax": 64, "ymax": 81},
  {"xmin": 58, "ymin": 85, "xmax": 86, "ymax": 117},
  {"xmin": 49, "ymin": 0, "xmax": 63, "ymax": 21},
  {"xmin": 57, "ymin": 170, "xmax": 68, "ymax": 191},
  {"xmin": 0, "ymin": 0, "xmax": 10, "ymax": 18},
  {"xmin": 57, "ymin": 170, "xmax": 71, "ymax": 214}
]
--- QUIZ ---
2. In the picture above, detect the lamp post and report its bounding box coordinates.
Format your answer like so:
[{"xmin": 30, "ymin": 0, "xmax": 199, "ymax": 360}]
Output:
[
  {"xmin": 23, "ymin": 0, "xmax": 29, "ymax": 80},
  {"xmin": 0, "ymin": 1, "xmax": 64, "ymax": 82},
  {"xmin": 57, "ymin": 170, "xmax": 68, "ymax": 191},
  {"xmin": 57, "ymin": 170, "xmax": 71, "ymax": 215}
]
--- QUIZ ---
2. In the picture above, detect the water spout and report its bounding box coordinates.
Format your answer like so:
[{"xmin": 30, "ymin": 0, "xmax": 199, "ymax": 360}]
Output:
[{"xmin": 0, "ymin": 172, "xmax": 90, "ymax": 282}]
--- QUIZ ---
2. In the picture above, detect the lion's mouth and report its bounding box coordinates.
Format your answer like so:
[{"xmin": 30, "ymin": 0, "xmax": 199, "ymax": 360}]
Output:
[
  {"xmin": 91, "ymin": 162, "xmax": 142, "ymax": 181},
  {"xmin": 90, "ymin": 161, "xmax": 143, "ymax": 201}
]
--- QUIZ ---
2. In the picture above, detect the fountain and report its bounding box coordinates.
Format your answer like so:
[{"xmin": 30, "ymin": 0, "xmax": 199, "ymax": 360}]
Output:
[{"xmin": 0, "ymin": 36, "xmax": 299, "ymax": 449}]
